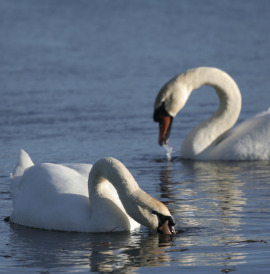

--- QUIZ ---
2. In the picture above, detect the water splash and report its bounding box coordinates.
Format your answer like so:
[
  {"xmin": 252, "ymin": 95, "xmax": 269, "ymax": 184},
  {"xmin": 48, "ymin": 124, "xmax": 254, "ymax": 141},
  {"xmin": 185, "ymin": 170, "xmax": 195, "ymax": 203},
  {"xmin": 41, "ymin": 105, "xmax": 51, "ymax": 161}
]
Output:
[{"xmin": 163, "ymin": 144, "xmax": 174, "ymax": 161}]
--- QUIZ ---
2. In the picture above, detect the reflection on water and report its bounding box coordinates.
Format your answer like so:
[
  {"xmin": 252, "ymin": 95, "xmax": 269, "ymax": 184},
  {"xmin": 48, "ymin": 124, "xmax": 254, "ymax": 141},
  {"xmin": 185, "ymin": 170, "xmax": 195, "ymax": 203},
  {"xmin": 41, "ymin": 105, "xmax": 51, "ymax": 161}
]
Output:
[
  {"xmin": 89, "ymin": 234, "xmax": 174, "ymax": 272},
  {"xmin": 7, "ymin": 224, "xmax": 175, "ymax": 272},
  {"xmin": 156, "ymin": 159, "xmax": 264, "ymax": 268},
  {"xmin": 162, "ymin": 160, "xmax": 248, "ymax": 225},
  {"xmin": 9, "ymin": 220, "xmax": 249, "ymax": 272}
]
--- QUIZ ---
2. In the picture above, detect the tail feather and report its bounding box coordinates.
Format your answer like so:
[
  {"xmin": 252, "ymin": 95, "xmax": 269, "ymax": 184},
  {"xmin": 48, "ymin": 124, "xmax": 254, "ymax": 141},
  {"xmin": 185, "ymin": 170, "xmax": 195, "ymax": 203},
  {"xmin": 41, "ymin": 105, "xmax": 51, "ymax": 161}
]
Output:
[{"xmin": 11, "ymin": 149, "xmax": 34, "ymax": 180}]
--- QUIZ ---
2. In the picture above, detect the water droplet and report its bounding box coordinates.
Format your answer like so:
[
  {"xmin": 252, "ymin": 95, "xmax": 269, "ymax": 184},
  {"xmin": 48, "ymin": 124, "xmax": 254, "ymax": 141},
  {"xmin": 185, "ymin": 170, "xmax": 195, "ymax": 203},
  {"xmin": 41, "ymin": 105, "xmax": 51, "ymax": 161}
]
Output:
[{"xmin": 163, "ymin": 144, "xmax": 173, "ymax": 161}]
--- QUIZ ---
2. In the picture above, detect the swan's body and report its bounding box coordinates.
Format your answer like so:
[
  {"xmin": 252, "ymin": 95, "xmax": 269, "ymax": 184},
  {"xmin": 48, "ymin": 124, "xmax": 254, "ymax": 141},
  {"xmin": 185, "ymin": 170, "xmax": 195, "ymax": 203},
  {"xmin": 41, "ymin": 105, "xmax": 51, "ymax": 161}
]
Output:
[
  {"xmin": 153, "ymin": 67, "xmax": 270, "ymax": 161},
  {"xmin": 10, "ymin": 150, "xmax": 175, "ymax": 233}
]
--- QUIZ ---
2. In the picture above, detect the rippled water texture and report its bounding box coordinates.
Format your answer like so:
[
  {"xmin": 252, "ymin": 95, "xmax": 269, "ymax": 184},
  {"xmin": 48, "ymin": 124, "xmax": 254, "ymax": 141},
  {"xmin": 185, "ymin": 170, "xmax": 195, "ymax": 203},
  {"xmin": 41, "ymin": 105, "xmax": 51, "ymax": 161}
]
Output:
[{"xmin": 1, "ymin": 0, "xmax": 270, "ymax": 272}]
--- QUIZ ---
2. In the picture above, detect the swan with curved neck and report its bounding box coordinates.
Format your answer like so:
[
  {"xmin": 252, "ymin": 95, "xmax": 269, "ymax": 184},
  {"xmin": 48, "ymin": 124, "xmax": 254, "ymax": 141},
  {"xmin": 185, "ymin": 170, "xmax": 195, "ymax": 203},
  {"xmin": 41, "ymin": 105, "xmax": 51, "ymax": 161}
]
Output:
[
  {"xmin": 154, "ymin": 67, "xmax": 270, "ymax": 160},
  {"xmin": 10, "ymin": 150, "xmax": 175, "ymax": 234}
]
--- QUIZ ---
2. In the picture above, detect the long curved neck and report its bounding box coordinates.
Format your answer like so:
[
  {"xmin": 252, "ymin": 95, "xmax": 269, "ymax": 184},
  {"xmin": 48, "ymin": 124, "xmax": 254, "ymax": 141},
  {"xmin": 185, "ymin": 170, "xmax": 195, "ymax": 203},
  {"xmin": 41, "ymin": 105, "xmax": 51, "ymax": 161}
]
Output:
[
  {"xmin": 180, "ymin": 67, "xmax": 242, "ymax": 158},
  {"xmin": 88, "ymin": 158, "xmax": 139, "ymax": 204},
  {"xmin": 88, "ymin": 158, "xmax": 160, "ymax": 229}
]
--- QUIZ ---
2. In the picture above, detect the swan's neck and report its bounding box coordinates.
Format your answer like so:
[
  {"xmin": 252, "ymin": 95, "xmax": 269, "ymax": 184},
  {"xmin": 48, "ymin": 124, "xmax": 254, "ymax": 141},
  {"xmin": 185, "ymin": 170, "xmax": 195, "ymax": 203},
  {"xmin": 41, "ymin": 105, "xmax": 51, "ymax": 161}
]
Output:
[
  {"xmin": 180, "ymin": 67, "xmax": 242, "ymax": 158},
  {"xmin": 88, "ymin": 158, "xmax": 161, "ymax": 230}
]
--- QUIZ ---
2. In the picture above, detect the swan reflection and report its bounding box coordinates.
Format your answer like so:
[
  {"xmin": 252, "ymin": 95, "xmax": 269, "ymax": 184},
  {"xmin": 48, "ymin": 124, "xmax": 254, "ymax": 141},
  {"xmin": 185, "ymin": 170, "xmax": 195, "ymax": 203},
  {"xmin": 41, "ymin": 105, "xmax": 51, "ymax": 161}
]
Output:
[
  {"xmin": 157, "ymin": 159, "xmax": 252, "ymax": 267},
  {"xmin": 159, "ymin": 160, "xmax": 247, "ymax": 229},
  {"xmin": 89, "ymin": 233, "xmax": 174, "ymax": 272},
  {"xmin": 8, "ymin": 225, "xmax": 175, "ymax": 272}
]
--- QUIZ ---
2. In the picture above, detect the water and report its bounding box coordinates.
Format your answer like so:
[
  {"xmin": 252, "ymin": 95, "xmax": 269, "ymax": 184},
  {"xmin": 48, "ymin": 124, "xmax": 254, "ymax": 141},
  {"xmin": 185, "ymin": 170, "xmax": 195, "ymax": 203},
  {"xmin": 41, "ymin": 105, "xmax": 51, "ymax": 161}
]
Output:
[
  {"xmin": 163, "ymin": 145, "xmax": 174, "ymax": 161},
  {"xmin": 1, "ymin": 0, "xmax": 270, "ymax": 272}
]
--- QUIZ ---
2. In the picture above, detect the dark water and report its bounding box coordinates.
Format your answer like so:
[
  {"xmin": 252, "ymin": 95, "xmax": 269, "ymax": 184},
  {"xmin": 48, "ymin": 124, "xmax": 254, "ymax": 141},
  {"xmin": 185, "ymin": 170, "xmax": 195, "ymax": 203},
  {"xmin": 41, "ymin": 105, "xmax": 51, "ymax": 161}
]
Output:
[{"xmin": 1, "ymin": 0, "xmax": 270, "ymax": 272}]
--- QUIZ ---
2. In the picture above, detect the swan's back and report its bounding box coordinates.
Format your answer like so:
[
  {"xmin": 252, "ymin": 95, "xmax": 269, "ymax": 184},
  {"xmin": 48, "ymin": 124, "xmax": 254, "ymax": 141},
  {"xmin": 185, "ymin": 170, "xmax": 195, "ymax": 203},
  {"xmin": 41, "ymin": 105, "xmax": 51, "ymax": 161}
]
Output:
[
  {"xmin": 10, "ymin": 162, "xmax": 93, "ymax": 231},
  {"xmin": 201, "ymin": 109, "xmax": 270, "ymax": 160}
]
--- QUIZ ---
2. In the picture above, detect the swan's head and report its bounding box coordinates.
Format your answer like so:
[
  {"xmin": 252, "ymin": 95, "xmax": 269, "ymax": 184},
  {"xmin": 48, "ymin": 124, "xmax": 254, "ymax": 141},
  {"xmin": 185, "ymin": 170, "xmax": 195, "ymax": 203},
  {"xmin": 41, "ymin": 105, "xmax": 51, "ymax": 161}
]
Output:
[
  {"xmin": 133, "ymin": 194, "xmax": 176, "ymax": 235},
  {"xmin": 89, "ymin": 157, "xmax": 176, "ymax": 234},
  {"xmin": 153, "ymin": 102, "xmax": 174, "ymax": 146},
  {"xmin": 152, "ymin": 210, "xmax": 176, "ymax": 235},
  {"xmin": 153, "ymin": 75, "xmax": 189, "ymax": 146}
]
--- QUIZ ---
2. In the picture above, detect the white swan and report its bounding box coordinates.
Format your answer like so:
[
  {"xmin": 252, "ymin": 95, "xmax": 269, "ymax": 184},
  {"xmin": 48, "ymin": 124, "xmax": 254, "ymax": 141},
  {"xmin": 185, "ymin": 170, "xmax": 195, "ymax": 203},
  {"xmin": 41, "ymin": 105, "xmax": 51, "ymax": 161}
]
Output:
[
  {"xmin": 153, "ymin": 67, "xmax": 270, "ymax": 160},
  {"xmin": 10, "ymin": 150, "xmax": 175, "ymax": 234}
]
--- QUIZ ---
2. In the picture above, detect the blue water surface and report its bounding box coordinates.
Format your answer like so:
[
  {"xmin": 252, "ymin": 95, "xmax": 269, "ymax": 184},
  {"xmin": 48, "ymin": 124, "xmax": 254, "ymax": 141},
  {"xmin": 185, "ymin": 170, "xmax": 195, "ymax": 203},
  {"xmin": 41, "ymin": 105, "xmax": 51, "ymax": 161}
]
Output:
[{"xmin": 1, "ymin": 0, "xmax": 270, "ymax": 272}]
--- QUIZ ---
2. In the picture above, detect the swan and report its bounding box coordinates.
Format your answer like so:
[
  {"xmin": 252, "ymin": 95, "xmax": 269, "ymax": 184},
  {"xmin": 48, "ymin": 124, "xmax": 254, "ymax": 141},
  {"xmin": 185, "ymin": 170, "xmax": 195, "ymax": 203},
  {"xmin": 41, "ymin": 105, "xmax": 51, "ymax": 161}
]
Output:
[
  {"xmin": 153, "ymin": 67, "xmax": 270, "ymax": 161},
  {"xmin": 9, "ymin": 150, "xmax": 175, "ymax": 234}
]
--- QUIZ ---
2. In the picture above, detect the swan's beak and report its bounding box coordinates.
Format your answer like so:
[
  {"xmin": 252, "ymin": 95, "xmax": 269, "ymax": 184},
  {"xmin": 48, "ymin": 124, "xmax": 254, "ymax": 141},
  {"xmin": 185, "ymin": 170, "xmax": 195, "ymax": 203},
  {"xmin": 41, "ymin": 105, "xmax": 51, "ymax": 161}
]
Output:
[
  {"xmin": 158, "ymin": 220, "xmax": 176, "ymax": 235},
  {"xmin": 158, "ymin": 115, "xmax": 173, "ymax": 146}
]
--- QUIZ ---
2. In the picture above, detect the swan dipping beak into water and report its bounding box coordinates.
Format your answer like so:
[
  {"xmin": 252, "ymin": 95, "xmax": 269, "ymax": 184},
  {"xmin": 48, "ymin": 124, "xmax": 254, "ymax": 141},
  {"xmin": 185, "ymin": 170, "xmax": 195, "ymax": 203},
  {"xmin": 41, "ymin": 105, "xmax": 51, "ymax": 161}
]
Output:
[
  {"xmin": 10, "ymin": 150, "xmax": 175, "ymax": 235},
  {"xmin": 153, "ymin": 67, "xmax": 270, "ymax": 161}
]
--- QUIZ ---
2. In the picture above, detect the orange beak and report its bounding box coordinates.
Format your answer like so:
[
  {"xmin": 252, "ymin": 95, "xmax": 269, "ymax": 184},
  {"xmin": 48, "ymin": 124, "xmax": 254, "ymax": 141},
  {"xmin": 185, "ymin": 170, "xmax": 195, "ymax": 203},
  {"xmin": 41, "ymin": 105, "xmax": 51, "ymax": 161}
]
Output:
[{"xmin": 158, "ymin": 115, "xmax": 173, "ymax": 146}]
